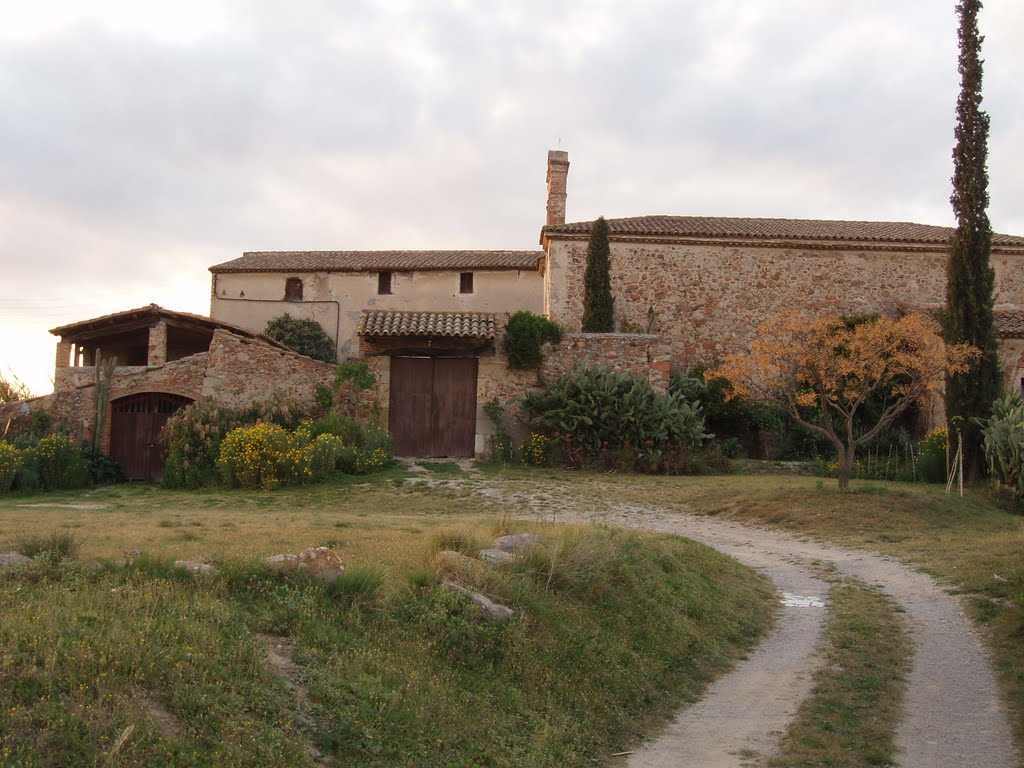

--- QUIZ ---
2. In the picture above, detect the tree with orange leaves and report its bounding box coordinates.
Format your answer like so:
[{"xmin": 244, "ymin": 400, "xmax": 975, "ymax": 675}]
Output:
[{"xmin": 710, "ymin": 312, "xmax": 979, "ymax": 488}]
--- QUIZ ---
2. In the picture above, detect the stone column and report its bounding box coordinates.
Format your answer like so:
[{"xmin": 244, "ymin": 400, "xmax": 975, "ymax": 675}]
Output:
[
  {"xmin": 55, "ymin": 340, "xmax": 72, "ymax": 369},
  {"xmin": 148, "ymin": 321, "xmax": 168, "ymax": 366}
]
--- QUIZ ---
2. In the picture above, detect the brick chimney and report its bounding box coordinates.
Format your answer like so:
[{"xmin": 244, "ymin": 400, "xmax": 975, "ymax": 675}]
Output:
[{"xmin": 545, "ymin": 149, "xmax": 569, "ymax": 227}]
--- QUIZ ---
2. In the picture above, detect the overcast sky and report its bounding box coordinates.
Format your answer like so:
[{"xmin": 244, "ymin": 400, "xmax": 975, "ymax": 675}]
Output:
[{"xmin": 2, "ymin": 0, "xmax": 1022, "ymax": 394}]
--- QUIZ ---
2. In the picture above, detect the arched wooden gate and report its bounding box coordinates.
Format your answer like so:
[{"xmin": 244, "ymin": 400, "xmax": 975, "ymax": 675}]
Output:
[{"xmin": 109, "ymin": 393, "xmax": 193, "ymax": 481}]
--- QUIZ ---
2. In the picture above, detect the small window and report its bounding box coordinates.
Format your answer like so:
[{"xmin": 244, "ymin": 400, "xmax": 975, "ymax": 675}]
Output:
[
  {"xmin": 378, "ymin": 271, "xmax": 393, "ymax": 295},
  {"xmin": 285, "ymin": 277, "xmax": 303, "ymax": 301},
  {"xmin": 459, "ymin": 272, "xmax": 474, "ymax": 294}
]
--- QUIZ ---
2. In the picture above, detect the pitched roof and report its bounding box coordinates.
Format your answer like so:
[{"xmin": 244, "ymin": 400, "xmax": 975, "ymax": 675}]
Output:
[
  {"xmin": 357, "ymin": 310, "xmax": 497, "ymax": 339},
  {"xmin": 210, "ymin": 250, "xmax": 543, "ymax": 274},
  {"xmin": 49, "ymin": 303, "xmax": 291, "ymax": 350},
  {"xmin": 543, "ymin": 215, "xmax": 1024, "ymax": 252}
]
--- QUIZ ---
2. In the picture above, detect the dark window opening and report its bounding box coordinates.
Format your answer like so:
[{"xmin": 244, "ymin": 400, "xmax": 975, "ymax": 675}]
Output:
[
  {"xmin": 378, "ymin": 271, "xmax": 393, "ymax": 295},
  {"xmin": 285, "ymin": 277, "xmax": 303, "ymax": 301},
  {"xmin": 460, "ymin": 272, "xmax": 474, "ymax": 294}
]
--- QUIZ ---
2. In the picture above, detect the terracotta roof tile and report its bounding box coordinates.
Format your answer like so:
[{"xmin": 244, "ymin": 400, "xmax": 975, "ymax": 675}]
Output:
[
  {"xmin": 210, "ymin": 250, "xmax": 543, "ymax": 274},
  {"xmin": 48, "ymin": 304, "xmax": 291, "ymax": 350},
  {"xmin": 357, "ymin": 310, "xmax": 497, "ymax": 339},
  {"xmin": 543, "ymin": 215, "xmax": 1024, "ymax": 249}
]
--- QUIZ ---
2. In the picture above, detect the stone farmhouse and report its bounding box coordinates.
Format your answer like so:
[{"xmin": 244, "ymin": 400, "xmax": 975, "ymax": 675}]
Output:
[{"xmin": 6, "ymin": 150, "xmax": 1024, "ymax": 476}]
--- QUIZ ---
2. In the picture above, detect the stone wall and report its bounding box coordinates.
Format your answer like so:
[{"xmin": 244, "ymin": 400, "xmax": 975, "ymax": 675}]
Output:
[
  {"xmin": 545, "ymin": 238, "xmax": 1024, "ymax": 371},
  {"xmin": 1, "ymin": 329, "xmax": 361, "ymax": 454},
  {"xmin": 201, "ymin": 330, "xmax": 334, "ymax": 408}
]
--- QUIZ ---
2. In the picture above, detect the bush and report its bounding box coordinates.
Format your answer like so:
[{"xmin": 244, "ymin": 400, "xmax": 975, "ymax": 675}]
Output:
[
  {"xmin": 521, "ymin": 365, "xmax": 709, "ymax": 472},
  {"xmin": 218, "ymin": 423, "xmax": 310, "ymax": 490},
  {"xmin": 916, "ymin": 428, "xmax": 948, "ymax": 483},
  {"xmin": 13, "ymin": 530, "xmax": 82, "ymax": 562},
  {"xmin": 264, "ymin": 314, "xmax": 337, "ymax": 364},
  {"xmin": 12, "ymin": 447, "xmax": 39, "ymax": 494},
  {"xmin": 521, "ymin": 432, "xmax": 549, "ymax": 466},
  {"xmin": 217, "ymin": 419, "xmax": 394, "ymax": 490},
  {"xmin": 162, "ymin": 399, "xmax": 312, "ymax": 489},
  {"xmin": 34, "ymin": 435, "xmax": 90, "ymax": 491},
  {"xmin": 0, "ymin": 442, "xmax": 21, "ymax": 495},
  {"xmin": 980, "ymin": 394, "xmax": 1024, "ymax": 497},
  {"xmin": 80, "ymin": 445, "xmax": 125, "ymax": 485},
  {"xmin": 505, "ymin": 311, "xmax": 563, "ymax": 370}
]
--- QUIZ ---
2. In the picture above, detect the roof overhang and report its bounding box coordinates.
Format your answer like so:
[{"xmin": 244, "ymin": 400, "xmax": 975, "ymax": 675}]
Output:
[{"xmin": 357, "ymin": 310, "xmax": 497, "ymax": 340}]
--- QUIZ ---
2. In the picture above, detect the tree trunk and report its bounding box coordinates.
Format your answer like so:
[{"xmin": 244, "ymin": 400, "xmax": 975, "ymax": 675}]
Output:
[{"xmin": 837, "ymin": 445, "xmax": 857, "ymax": 489}]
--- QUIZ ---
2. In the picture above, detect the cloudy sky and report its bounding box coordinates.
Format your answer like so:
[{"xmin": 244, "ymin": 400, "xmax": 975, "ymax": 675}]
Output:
[{"xmin": 2, "ymin": 0, "xmax": 1022, "ymax": 394}]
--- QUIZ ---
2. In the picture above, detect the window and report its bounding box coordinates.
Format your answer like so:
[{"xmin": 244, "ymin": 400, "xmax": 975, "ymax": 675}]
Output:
[
  {"xmin": 285, "ymin": 277, "xmax": 303, "ymax": 301},
  {"xmin": 378, "ymin": 271, "xmax": 393, "ymax": 295},
  {"xmin": 459, "ymin": 272, "xmax": 474, "ymax": 294}
]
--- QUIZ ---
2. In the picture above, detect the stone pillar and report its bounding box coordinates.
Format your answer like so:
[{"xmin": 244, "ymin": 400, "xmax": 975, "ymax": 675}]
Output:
[
  {"xmin": 55, "ymin": 340, "xmax": 72, "ymax": 369},
  {"xmin": 148, "ymin": 321, "xmax": 168, "ymax": 366},
  {"xmin": 545, "ymin": 149, "xmax": 569, "ymax": 227}
]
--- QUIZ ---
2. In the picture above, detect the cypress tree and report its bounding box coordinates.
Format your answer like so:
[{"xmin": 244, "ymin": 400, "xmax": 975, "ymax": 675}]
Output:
[
  {"xmin": 581, "ymin": 216, "xmax": 614, "ymax": 332},
  {"xmin": 945, "ymin": 0, "xmax": 1000, "ymax": 480}
]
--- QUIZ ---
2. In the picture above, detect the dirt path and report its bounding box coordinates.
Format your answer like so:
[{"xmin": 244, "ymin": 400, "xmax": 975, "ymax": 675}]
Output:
[{"xmin": 460, "ymin": 477, "xmax": 1021, "ymax": 767}]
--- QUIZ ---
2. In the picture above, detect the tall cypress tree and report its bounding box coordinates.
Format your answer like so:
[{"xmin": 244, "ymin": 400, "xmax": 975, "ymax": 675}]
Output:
[
  {"xmin": 945, "ymin": 0, "xmax": 1000, "ymax": 480},
  {"xmin": 581, "ymin": 216, "xmax": 614, "ymax": 332}
]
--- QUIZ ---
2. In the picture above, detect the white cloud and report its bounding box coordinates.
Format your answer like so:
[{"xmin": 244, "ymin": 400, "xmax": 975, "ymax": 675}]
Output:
[{"xmin": 1, "ymin": 0, "xmax": 1021, "ymax": 394}]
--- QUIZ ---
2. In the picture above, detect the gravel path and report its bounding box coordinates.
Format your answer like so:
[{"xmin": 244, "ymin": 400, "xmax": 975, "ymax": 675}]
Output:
[{"xmin": 463, "ymin": 478, "xmax": 1021, "ymax": 767}]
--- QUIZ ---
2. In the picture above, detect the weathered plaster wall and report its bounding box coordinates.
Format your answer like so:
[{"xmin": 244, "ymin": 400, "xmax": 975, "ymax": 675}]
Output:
[
  {"xmin": 211, "ymin": 269, "xmax": 543, "ymax": 360},
  {"xmin": 546, "ymin": 239, "xmax": 1024, "ymax": 370}
]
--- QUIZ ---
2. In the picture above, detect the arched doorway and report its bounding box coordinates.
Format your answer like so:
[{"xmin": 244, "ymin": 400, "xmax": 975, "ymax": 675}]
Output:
[{"xmin": 109, "ymin": 393, "xmax": 193, "ymax": 481}]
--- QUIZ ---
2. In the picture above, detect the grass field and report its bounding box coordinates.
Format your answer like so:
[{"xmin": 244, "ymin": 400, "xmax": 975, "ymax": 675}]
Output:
[
  {"xmin": 0, "ymin": 469, "xmax": 775, "ymax": 767},
  {"xmin": 2, "ymin": 466, "xmax": 1021, "ymax": 764}
]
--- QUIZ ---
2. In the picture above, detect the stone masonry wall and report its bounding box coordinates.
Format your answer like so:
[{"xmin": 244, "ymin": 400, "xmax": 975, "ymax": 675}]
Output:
[
  {"xmin": 546, "ymin": 239, "xmax": 1024, "ymax": 371},
  {"xmin": 201, "ymin": 329, "xmax": 334, "ymax": 408},
  {"xmin": 2, "ymin": 329, "xmax": 355, "ymax": 455}
]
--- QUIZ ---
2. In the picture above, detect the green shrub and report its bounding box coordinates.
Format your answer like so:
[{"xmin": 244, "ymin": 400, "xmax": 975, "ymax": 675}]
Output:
[
  {"xmin": 325, "ymin": 565, "xmax": 385, "ymax": 607},
  {"xmin": 334, "ymin": 360, "xmax": 376, "ymax": 391},
  {"xmin": 217, "ymin": 419, "xmax": 394, "ymax": 491},
  {"xmin": 162, "ymin": 399, "xmax": 312, "ymax": 489},
  {"xmin": 264, "ymin": 314, "xmax": 337, "ymax": 363},
  {"xmin": 304, "ymin": 413, "xmax": 364, "ymax": 445},
  {"xmin": 0, "ymin": 441, "xmax": 21, "ymax": 495},
  {"xmin": 980, "ymin": 393, "xmax": 1024, "ymax": 497},
  {"xmin": 521, "ymin": 365, "xmax": 708, "ymax": 471},
  {"xmin": 521, "ymin": 432, "xmax": 550, "ymax": 466},
  {"xmin": 13, "ymin": 530, "xmax": 83, "ymax": 562},
  {"xmin": 80, "ymin": 445, "xmax": 125, "ymax": 485},
  {"xmin": 218, "ymin": 422, "xmax": 310, "ymax": 490},
  {"xmin": 34, "ymin": 434, "xmax": 90, "ymax": 491},
  {"xmin": 483, "ymin": 397, "xmax": 513, "ymax": 463},
  {"xmin": 12, "ymin": 447, "xmax": 39, "ymax": 494},
  {"xmin": 306, "ymin": 433, "xmax": 347, "ymax": 481},
  {"xmin": 916, "ymin": 427, "xmax": 948, "ymax": 483},
  {"xmin": 505, "ymin": 310, "xmax": 563, "ymax": 370},
  {"xmin": 313, "ymin": 381, "xmax": 334, "ymax": 411}
]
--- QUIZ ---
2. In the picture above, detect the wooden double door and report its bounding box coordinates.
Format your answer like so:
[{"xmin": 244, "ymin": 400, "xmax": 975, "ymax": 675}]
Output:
[
  {"xmin": 389, "ymin": 357, "xmax": 478, "ymax": 457},
  {"xmin": 109, "ymin": 392, "xmax": 193, "ymax": 481}
]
